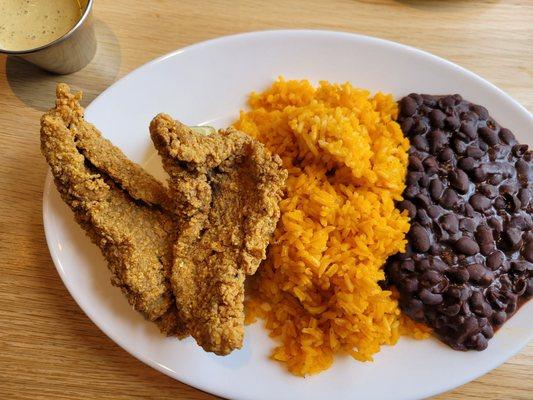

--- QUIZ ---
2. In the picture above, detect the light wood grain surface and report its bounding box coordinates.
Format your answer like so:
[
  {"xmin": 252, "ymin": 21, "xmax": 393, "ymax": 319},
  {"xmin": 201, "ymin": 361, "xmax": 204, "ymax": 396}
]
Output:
[{"xmin": 0, "ymin": 0, "xmax": 531, "ymax": 399}]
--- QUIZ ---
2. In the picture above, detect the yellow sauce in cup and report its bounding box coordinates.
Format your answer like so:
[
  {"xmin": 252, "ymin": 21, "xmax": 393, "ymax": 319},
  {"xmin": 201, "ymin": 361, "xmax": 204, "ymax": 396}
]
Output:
[{"xmin": 0, "ymin": 0, "xmax": 82, "ymax": 51}]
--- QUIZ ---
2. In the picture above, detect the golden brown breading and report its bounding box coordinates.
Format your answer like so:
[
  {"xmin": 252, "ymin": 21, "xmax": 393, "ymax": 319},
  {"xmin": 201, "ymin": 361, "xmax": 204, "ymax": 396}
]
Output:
[
  {"xmin": 41, "ymin": 85, "xmax": 186, "ymax": 336},
  {"xmin": 52, "ymin": 84, "xmax": 172, "ymax": 209},
  {"xmin": 150, "ymin": 114, "xmax": 287, "ymax": 355}
]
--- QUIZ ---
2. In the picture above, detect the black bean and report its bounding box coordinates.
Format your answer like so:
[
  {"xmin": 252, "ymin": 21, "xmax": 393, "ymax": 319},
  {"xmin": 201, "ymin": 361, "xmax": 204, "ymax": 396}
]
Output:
[
  {"xmin": 412, "ymin": 118, "xmax": 428, "ymax": 135},
  {"xmin": 488, "ymin": 174, "xmax": 504, "ymax": 186},
  {"xmin": 455, "ymin": 237, "xmax": 480, "ymax": 255},
  {"xmin": 407, "ymin": 172, "xmax": 422, "ymax": 186},
  {"xmin": 401, "ymin": 118, "xmax": 414, "ymax": 134},
  {"xmin": 462, "ymin": 315, "xmax": 478, "ymax": 334},
  {"xmin": 449, "ymin": 169, "xmax": 469, "ymax": 193},
  {"xmin": 481, "ymin": 271, "xmax": 495, "ymax": 286},
  {"xmin": 477, "ymin": 226, "xmax": 495, "ymax": 256},
  {"xmin": 429, "ymin": 179, "xmax": 444, "ymax": 201},
  {"xmin": 408, "ymin": 155, "xmax": 424, "ymax": 171},
  {"xmin": 427, "ymin": 205, "xmax": 441, "ymax": 219},
  {"xmin": 487, "ymin": 217, "xmax": 503, "ymax": 233},
  {"xmin": 440, "ymin": 188, "xmax": 460, "ymax": 209},
  {"xmin": 440, "ymin": 213, "xmax": 459, "ymax": 233},
  {"xmin": 443, "ymin": 303, "xmax": 461, "ymax": 316},
  {"xmin": 466, "ymin": 145, "xmax": 485, "ymax": 159},
  {"xmin": 422, "ymin": 270, "xmax": 443, "ymax": 284},
  {"xmin": 412, "ymin": 135, "xmax": 429, "ymax": 152},
  {"xmin": 471, "ymin": 167, "xmax": 487, "ymax": 183},
  {"xmin": 467, "ymin": 263, "xmax": 488, "ymax": 283},
  {"xmin": 493, "ymin": 195, "xmax": 506, "ymax": 210},
  {"xmin": 402, "ymin": 278, "xmax": 419, "ymax": 293},
  {"xmin": 478, "ymin": 127, "xmax": 498, "ymax": 145},
  {"xmin": 430, "ymin": 258, "xmax": 448, "ymax": 272},
  {"xmin": 470, "ymin": 292, "xmax": 491, "ymax": 316},
  {"xmin": 460, "ymin": 121, "xmax": 477, "ymax": 140},
  {"xmin": 479, "ymin": 184, "xmax": 498, "ymax": 199},
  {"xmin": 498, "ymin": 128, "xmax": 516, "ymax": 145},
  {"xmin": 471, "ymin": 333, "xmax": 488, "ymax": 351},
  {"xmin": 419, "ymin": 289, "xmax": 443, "ymax": 305},
  {"xmin": 414, "ymin": 194, "xmax": 431, "ymax": 209},
  {"xmin": 398, "ymin": 200, "xmax": 416, "ymax": 219},
  {"xmin": 404, "ymin": 298, "xmax": 424, "ymax": 320},
  {"xmin": 417, "ymin": 209, "xmax": 431, "ymax": 226},
  {"xmin": 409, "ymin": 224, "xmax": 431, "ymax": 253},
  {"xmin": 446, "ymin": 286, "xmax": 462, "ymax": 299},
  {"xmin": 470, "ymin": 194, "xmax": 491, "ymax": 212},
  {"xmin": 409, "ymin": 93, "xmax": 424, "ymax": 105},
  {"xmin": 444, "ymin": 116, "xmax": 460, "ymax": 131},
  {"xmin": 470, "ymin": 104, "xmax": 489, "ymax": 120},
  {"xmin": 457, "ymin": 157, "xmax": 476, "ymax": 172},
  {"xmin": 423, "ymin": 156, "xmax": 438, "ymax": 175},
  {"xmin": 453, "ymin": 94, "xmax": 463, "ymax": 104},
  {"xmin": 486, "ymin": 251, "xmax": 504, "ymax": 270},
  {"xmin": 428, "ymin": 130, "xmax": 448, "ymax": 154},
  {"xmin": 452, "ymin": 137, "xmax": 468, "ymax": 154},
  {"xmin": 429, "ymin": 109, "xmax": 446, "ymax": 128},
  {"xmin": 422, "ymin": 94, "xmax": 437, "ymax": 107},
  {"xmin": 400, "ymin": 96, "xmax": 418, "ymax": 117},
  {"xmin": 438, "ymin": 147, "xmax": 454, "ymax": 163},
  {"xmin": 439, "ymin": 96, "xmax": 455, "ymax": 109},
  {"xmin": 460, "ymin": 218, "xmax": 476, "ymax": 233},
  {"xmin": 482, "ymin": 324, "xmax": 494, "ymax": 339}
]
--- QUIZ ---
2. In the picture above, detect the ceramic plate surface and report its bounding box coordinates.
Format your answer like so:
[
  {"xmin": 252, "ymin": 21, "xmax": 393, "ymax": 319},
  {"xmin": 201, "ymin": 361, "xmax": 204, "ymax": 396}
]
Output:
[{"xmin": 43, "ymin": 30, "xmax": 533, "ymax": 400}]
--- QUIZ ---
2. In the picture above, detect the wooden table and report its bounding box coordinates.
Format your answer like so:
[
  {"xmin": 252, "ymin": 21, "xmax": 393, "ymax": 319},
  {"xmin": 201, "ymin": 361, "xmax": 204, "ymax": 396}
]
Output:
[{"xmin": 1, "ymin": 1, "xmax": 531, "ymax": 398}]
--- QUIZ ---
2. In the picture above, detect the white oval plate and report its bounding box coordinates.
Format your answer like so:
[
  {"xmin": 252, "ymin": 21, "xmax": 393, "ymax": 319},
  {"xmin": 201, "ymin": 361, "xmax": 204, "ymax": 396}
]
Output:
[{"xmin": 43, "ymin": 30, "xmax": 532, "ymax": 400}]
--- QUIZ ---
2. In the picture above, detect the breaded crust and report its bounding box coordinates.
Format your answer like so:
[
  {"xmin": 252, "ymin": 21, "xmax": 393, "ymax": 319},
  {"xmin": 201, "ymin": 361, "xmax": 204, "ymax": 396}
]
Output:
[
  {"xmin": 150, "ymin": 114, "xmax": 287, "ymax": 355},
  {"xmin": 41, "ymin": 85, "xmax": 186, "ymax": 336}
]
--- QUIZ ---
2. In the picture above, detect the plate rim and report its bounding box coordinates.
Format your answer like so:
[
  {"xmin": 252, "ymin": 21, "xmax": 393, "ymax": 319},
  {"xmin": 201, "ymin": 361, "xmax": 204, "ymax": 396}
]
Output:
[{"xmin": 42, "ymin": 29, "xmax": 533, "ymax": 400}]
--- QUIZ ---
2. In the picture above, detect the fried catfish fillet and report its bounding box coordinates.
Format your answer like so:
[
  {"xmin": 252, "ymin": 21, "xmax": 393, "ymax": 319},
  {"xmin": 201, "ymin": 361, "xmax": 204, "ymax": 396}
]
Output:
[
  {"xmin": 40, "ymin": 84, "xmax": 185, "ymax": 336},
  {"xmin": 150, "ymin": 114, "xmax": 287, "ymax": 355}
]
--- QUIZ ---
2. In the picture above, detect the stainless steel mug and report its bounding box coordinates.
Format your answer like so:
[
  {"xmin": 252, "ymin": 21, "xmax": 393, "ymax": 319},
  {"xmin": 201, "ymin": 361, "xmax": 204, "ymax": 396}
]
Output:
[{"xmin": 0, "ymin": 0, "xmax": 96, "ymax": 74}]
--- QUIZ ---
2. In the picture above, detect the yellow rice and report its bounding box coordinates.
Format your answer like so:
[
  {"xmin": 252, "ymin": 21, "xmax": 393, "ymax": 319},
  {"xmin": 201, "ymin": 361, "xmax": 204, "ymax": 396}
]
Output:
[{"xmin": 235, "ymin": 78, "xmax": 430, "ymax": 376}]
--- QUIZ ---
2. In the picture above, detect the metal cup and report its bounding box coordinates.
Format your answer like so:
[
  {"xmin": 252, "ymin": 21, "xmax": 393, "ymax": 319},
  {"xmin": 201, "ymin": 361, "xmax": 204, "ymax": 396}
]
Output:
[{"xmin": 0, "ymin": 0, "xmax": 96, "ymax": 74}]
